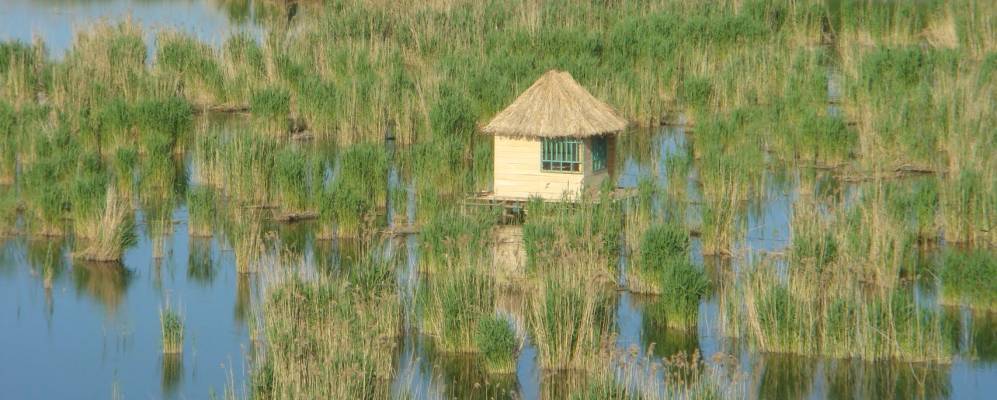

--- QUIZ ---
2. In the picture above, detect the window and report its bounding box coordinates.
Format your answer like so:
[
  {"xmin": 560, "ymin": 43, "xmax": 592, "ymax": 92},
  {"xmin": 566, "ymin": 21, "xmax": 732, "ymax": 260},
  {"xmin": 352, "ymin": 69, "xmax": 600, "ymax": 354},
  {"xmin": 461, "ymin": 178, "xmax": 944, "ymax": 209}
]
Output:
[
  {"xmin": 541, "ymin": 138, "xmax": 581, "ymax": 172},
  {"xmin": 591, "ymin": 136, "xmax": 608, "ymax": 171}
]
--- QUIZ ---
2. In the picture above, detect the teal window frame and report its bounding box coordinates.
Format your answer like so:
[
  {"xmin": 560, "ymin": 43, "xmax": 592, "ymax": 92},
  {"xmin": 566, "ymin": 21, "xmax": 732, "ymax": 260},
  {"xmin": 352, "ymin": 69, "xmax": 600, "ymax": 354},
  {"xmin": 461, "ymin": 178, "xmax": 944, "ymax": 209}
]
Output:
[
  {"xmin": 541, "ymin": 138, "xmax": 582, "ymax": 173},
  {"xmin": 591, "ymin": 136, "xmax": 608, "ymax": 172}
]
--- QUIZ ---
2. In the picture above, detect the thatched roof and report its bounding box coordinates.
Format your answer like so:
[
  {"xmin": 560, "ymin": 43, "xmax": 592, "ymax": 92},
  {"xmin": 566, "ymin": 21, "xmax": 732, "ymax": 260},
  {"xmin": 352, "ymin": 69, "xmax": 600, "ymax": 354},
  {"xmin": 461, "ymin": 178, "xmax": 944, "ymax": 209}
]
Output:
[{"xmin": 482, "ymin": 70, "xmax": 629, "ymax": 138}]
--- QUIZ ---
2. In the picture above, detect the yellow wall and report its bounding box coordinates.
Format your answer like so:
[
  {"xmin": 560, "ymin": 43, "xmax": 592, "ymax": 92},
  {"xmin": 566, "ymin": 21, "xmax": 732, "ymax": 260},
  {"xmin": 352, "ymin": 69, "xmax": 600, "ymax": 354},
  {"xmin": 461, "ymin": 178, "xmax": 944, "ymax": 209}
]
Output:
[
  {"xmin": 493, "ymin": 135, "xmax": 615, "ymax": 200},
  {"xmin": 493, "ymin": 135, "xmax": 585, "ymax": 200}
]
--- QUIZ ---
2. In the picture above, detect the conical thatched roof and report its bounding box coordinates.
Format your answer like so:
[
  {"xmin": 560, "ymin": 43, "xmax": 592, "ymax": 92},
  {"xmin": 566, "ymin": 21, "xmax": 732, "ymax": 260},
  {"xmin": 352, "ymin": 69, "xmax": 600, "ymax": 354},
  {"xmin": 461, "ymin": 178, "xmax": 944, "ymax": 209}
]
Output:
[{"xmin": 482, "ymin": 70, "xmax": 629, "ymax": 138}]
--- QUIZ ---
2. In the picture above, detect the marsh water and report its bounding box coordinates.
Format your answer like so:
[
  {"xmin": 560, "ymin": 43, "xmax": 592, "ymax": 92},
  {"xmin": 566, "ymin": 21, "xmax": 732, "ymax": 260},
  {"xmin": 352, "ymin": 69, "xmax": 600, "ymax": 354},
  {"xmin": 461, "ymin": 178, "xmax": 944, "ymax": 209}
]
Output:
[
  {"xmin": 3, "ymin": 114, "xmax": 996, "ymax": 399},
  {"xmin": 2, "ymin": 2, "xmax": 997, "ymax": 399}
]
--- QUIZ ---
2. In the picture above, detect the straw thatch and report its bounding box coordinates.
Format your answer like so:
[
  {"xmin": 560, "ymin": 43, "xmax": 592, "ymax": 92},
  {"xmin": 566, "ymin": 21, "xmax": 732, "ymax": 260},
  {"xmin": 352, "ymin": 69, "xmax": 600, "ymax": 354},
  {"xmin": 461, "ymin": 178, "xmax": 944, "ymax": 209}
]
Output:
[{"xmin": 482, "ymin": 70, "xmax": 629, "ymax": 138}]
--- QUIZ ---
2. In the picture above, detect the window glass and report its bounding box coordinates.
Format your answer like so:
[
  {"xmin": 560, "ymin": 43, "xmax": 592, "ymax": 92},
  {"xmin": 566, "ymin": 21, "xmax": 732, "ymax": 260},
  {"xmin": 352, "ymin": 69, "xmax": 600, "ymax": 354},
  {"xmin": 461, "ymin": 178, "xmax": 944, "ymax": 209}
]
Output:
[
  {"xmin": 592, "ymin": 136, "xmax": 607, "ymax": 171},
  {"xmin": 541, "ymin": 138, "xmax": 581, "ymax": 172}
]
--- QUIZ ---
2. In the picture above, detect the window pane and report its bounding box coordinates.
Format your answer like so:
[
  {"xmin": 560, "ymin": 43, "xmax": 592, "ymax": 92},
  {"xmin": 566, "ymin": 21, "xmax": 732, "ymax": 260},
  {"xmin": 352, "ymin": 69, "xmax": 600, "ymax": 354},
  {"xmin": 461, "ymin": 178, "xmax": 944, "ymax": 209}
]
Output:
[{"xmin": 541, "ymin": 138, "xmax": 581, "ymax": 172}]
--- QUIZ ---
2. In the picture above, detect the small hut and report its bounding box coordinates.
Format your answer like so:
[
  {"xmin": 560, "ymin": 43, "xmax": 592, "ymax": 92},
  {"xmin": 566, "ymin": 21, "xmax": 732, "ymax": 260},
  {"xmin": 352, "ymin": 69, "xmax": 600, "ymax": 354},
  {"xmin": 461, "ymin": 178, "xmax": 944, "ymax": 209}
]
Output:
[{"xmin": 482, "ymin": 70, "xmax": 629, "ymax": 200}]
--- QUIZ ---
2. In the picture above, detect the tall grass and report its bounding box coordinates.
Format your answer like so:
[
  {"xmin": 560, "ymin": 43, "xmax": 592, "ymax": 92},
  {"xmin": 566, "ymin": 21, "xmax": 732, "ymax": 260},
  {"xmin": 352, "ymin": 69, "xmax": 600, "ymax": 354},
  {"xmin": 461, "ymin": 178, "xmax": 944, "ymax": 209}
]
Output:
[
  {"xmin": 250, "ymin": 87, "xmax": 291, "ymax": 135},
  {"xmin": 418, "ymin": 266, "xmax": 496, "ymax": 353},
  {"xmin": 522, "ymin": 197, "xmax": 621, "ymax": 282},
  {"xmin": 324, "ymin": 144, "xmax": 387, "ymax": 238},
  {"xmin": 160, "ymin": 304, "xmax": 185, "ymax": 354},
  {"xmin": 474, "ymin": 316, "xmax": 518, "ymax": 374},
  {"xmin": 251, "ymin": 250, "xmax": 400, "ymax": 399},
  {"xmin": 632, "ymin": 223, "xmax": 710, "ymax": 330},
  {"xmin": 565, "ymin": 349, "xmax": 742, "ymax": 400},
  {"xmin": 74, "ymin": 187, "xmax": 137, "ymax": 262},
  {"xmin": 939, "ymin": 249, "xmax": 997, "ymax": 311},
  {"xmin": 187, "ymin": 186, "xmax": 216, "ymax": 237},
  {"xmin": 528, "ymin": 267, "xmax": 615, "ymax": 371},
  {"xmin": 723, "ymin": 260, "xmax": 956, "ymax": 363},
  {"xmin": 418, "ymin": 208, "xmax": 495, "ymax": 273},
  {"xmin": 272, "ymin": 148, "xmax": 322, "ymax": 217}
]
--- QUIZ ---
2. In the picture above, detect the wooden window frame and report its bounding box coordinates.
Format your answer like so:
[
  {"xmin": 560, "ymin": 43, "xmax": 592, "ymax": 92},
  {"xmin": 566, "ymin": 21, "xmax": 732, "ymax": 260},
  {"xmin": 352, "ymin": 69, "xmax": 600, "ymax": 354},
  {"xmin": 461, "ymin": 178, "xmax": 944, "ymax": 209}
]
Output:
[{"xmin": 541, "ymin": 138, "xmax": 582, "ymax": 173}]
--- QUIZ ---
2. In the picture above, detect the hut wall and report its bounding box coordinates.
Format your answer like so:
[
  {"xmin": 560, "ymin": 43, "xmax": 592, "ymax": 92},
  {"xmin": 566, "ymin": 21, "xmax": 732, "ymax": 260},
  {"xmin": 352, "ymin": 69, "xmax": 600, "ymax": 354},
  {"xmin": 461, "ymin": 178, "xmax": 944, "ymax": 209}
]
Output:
[
  {"xmin": 582, "ymin": 137, "xmax": 611, "ymax": 190},
  {"xmin": 493, "ymin": 135, "xmax": 584, "ymax": 200}
]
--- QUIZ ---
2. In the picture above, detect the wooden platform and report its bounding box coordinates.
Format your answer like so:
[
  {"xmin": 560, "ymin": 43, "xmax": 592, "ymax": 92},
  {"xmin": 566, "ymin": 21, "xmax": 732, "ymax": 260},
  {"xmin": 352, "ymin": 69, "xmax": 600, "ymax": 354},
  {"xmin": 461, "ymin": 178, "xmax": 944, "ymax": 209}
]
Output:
[{"xmin": 463, "ymin": 187, "xmax": 638, "ymax": 209}]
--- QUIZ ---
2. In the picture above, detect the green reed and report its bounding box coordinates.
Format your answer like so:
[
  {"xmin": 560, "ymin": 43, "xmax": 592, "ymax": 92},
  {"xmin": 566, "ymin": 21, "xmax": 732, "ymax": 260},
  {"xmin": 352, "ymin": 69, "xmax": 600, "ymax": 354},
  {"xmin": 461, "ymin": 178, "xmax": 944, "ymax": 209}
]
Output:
[
  {"xmin": 419, "ymin": 208, "xmax": 496, "ymax": 273},
  {"xmin": 156, "ymin": 31, "xmax": 227, "ymax": 104},
  {"xmin": 475, "ymin": 316, "xmax": 518, "ymax": 375},
  {"xmin": 723, "ymin": 262, "xmax": 956, "ymax": 363},
  {"xmin": 252, "ymin": 251, "xmax": 399, "ymax": 399},
  {"xmin": 160, "ymin": 305, "xmax": 185, "ymax": 354},
  {"xmin": 522, "ymin": 196, "xmax": 621, "ymax": 282},
  {"xmin": 186, "ymin": 186, "xmax": 216, "ymax": 237},
  {"xmin": 250, "ymin": 87, "xmax": 291, "ymax": 135},
  {"xmin": 418, "ymin": 266, "xmax": 497, "ymax": 353},
  {"xmin": 324, "ymin": 144, "xmax": 387, "ymax": 238},
  {"xmin": 939, "ymin": 249, "xmax": 997, "ymax": 311},
  {"xmin": 528, "ymin": 272, "xmax": 615, "ymax": 372},
  {"xmin": 272, "ymin": 147, "xmax": 323, "ymax": 217}
]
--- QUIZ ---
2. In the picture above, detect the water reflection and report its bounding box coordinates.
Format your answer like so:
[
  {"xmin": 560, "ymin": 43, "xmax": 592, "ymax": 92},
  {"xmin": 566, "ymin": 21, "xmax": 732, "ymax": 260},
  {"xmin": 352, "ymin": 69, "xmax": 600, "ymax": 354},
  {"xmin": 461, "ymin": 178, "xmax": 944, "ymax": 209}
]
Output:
[
  {"xmin": 752, "ymin": 354, "xmax": 817, "ymax": 400},
  {"xmin": 71, "ymin": 261, "xmax": 132, "ymax": 315},
  {"xmin": 161, "ymin": 353, "xmax": 184, "ymax": 397},
  {"xmin": 187, "ymin": 238, "xmax": 215, "ymax": 286},
  {"xmin": 824, "ymin": 360, "xmax": 950, "ymax": 400}
]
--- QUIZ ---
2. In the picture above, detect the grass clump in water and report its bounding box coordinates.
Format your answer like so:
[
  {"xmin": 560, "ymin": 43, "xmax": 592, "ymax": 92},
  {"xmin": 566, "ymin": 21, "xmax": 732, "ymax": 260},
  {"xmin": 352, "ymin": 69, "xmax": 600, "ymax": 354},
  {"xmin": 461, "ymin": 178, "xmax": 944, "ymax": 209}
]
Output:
[
  {"xmin": 251, "ymin": 251, "xmax": 399, "ymax": 399},
  {"xmin": 418, "ymin": 266, "xmax": 496, "ymax": 353},
  {"xmin": 474, "ymin": 315, "xmax": 518, "ymax": 375},
  {"xmin": 528, "ymin": 268, "xmax": 615, "ymax": 371},
  {"xmin": 419, "ymin": 208, "xmax": 495, "ymax": 273},
  {"xmin": 186, "ymin": 186, "xmax": 215, "ymax": 237},
  {"xmin": 939, "ymin": 250, "xmax": 997, "ymax": 311},
  {"xmin": 250, "ymin": 87, "xmax": 292, "ymax": 135},
  {"xmin": 74, "ymin": 187, "xmax": 136, "ymax": 262},
  {"xmin": 160, "ymin": 305, "xmax": 184, "ymax": 354}
]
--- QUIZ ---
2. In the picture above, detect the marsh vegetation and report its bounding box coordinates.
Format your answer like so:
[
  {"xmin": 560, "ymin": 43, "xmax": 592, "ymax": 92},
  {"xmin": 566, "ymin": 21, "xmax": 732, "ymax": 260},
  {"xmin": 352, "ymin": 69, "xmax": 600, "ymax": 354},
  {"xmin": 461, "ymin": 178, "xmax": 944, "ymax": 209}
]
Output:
[{"xmin": 1, "ymin": 0, "xmax": 995, "ymax": 399}]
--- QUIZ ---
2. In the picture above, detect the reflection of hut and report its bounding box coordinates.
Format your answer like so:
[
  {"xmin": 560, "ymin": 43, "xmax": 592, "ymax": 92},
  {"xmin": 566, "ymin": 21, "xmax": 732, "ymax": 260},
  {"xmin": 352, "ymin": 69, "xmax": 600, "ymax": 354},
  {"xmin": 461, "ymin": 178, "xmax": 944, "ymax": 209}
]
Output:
[{"xmin": 481, "ymin": 70, "xmax": 629, "ymax": 200}]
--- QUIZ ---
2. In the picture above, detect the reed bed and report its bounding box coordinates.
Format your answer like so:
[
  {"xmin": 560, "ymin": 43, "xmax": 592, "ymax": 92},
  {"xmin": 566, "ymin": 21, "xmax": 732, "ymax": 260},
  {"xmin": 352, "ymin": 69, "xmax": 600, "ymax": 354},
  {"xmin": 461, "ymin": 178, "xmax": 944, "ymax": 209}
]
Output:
[
  {"xmin": 722, "ymin": 195, "xmax": 956, "ymax": 363},
  {"xmin": 475, "ymin": 315, "xmax": 519, "ymax": 375},
  {"xmin": 73, "ymin": 187, "xmax": 136, "ymax": 262},
  {"xmin": 251, "ymin": 248, "xmax": 400, "ymax": 399},
  {"xmin": 529, "ymin": 273, "xmax": 615, "ymax": 372},
  {"xmin": 418, "ymin": 208, "xmax": 496, "ymax": 273},
  {"xmin": 417, "ymin": 265, "xmax": 496, "ymax": 353},
  {"xmin": 522, "ymin": 196, "xmax": 621, "ymax": 283},
  {"xmin": 186, "ymin": 186, "xmax": 216, "ymax": 237},
  {"xmin": 939, "ymin": 249, "xmax": 997, "ymax": 311}
]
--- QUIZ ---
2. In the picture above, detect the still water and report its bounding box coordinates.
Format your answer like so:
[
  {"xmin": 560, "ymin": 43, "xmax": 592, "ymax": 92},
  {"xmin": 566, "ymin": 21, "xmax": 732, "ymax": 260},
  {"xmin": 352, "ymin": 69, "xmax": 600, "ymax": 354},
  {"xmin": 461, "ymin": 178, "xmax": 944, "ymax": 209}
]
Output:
[{"xmin": 0, "ymin": 0, "xmax": 266, "ymax": 56}]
